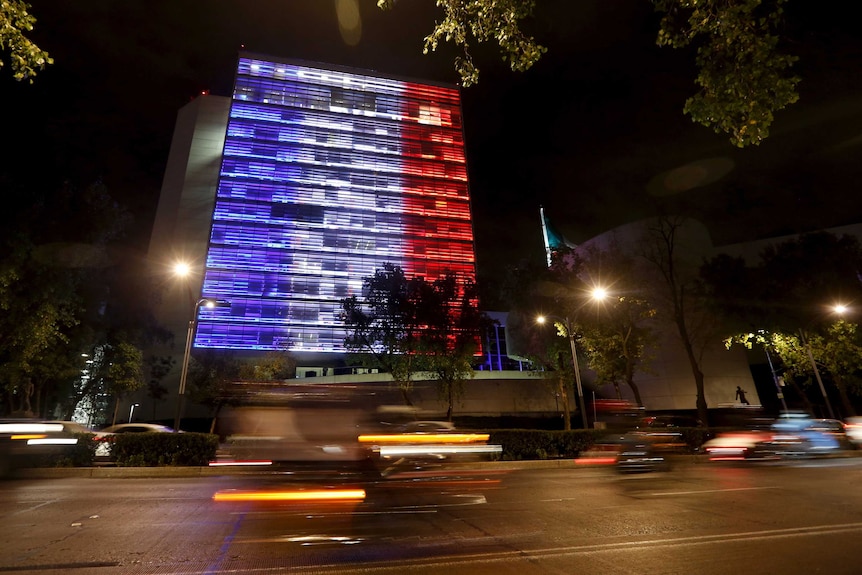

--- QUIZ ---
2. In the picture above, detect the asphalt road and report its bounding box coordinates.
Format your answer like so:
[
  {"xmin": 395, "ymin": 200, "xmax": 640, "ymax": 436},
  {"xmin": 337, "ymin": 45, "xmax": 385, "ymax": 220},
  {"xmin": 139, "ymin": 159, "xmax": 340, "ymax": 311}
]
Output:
[{"xmin": 3, "ymin": 458, "xmax": 862, "ymax": 574}]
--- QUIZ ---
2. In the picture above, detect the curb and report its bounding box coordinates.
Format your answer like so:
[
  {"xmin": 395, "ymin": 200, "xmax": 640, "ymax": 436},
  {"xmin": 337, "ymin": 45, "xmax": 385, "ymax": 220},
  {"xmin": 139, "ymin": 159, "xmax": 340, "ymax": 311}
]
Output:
[{"xmin": 11, "ymin": 451, "xmax": 859, "ymax": 479}]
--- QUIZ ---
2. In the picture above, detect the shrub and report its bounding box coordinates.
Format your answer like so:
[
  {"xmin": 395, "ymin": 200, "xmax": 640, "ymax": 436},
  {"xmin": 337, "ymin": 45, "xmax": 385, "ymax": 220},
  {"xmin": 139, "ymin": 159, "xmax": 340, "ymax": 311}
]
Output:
[
  {"xmin": 486, "ymin": 428, "xmax": 707, "ymax": 460},
  {"xmin": 25, "ymin": 432, "xmax": 97, "ymax": 468},
  {"xmin": 111, "ymin": 433, "xmax": 219, "ymax": 466},
  {"xmin": 487, "ymin": 429, "xmax": 607, "ymax": 460}
]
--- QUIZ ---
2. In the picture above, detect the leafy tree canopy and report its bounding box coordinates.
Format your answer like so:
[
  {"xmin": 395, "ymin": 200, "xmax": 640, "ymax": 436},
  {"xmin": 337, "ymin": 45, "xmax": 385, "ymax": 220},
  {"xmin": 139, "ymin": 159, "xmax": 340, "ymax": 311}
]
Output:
[
  {"xmin": 379, "ymin": 0, "xmax": 799, "ymax": 147},
  {"xmin": 0, "ymin": 0, "xmax": 51, "ymax": 81}
]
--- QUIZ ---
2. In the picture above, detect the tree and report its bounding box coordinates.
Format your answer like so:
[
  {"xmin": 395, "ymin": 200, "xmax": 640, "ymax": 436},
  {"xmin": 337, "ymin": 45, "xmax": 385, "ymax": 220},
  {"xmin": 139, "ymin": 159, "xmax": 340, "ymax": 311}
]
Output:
[
  {"xmin": 573, "ymin": 246, "xmax": 657, "ymax": 407},
  {"xmin": 341, "ymin": 263, "xmax": 424, "ymax": 404},
  {"xmin": 145, "ymin": 355, "xmax": 173, "ymax": 421},
  {"xmin": 708, "ymin": 231, "xmax": 862, "ymax": 416},
  {"xmin": 341, "ymin": 263, "xmax": 492, "ymax": 418},
  {"xmin": 499, "ymin": 256, "xmax": 578, "ymax": 429},
  {"xmin": 0, "ymin": 178, "xmax": 168, "ymax": 422},
  {"xmin": 0, "ymin": 236, "xmax": 80, "ymax": 415},
  {"xmin": 0, "ymin": 0, "xmax": 52, "ymax": 81},
  {"xmin": 640, "ymin": 216, "xmax": 717, "ymax": 426},
  {"xmin": 414, "ymin": 273, "xmax": 493, "ymax": 421},
  {"xmin": 241, "ymin": 350, "xmax": 297, "ymax": 381},
  {"xmin": 379, "ymin": 0, "xmax": 799, "ymax": 147},
  {"xmin": 104, "ymin": 340, "xmax": 145, "ymax": 426},
  {"xmin": 186, "ymin": 351, "xmax": 245, "ymax": 434},
  {"xmin": 654, "ymin": 0, "xmax": 798, "ymax": 147}
]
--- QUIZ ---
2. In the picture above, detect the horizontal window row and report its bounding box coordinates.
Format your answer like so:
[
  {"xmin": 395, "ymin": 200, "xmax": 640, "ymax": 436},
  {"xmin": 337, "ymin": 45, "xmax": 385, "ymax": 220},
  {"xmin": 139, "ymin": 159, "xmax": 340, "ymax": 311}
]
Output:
[
  {"xmin": 217, "ymin": 178, "xmax": 472, "ymax": 221},
  {"xmin": 210, "ymin": 201, "xmax": 475, "ymax": 238},
  {"xmin": 205, "ymin": 245, "xmax": 475, "ymax": 274},
  {"xmin": 229, "ymin": 102, "xmax": 463, "ymax": 143},
  {"xmin": 202, "ymin": 272, "xmax": 358, "ymax": 300},
  {"xmin": 227, "ymin": 116, "xmax": 463, "ymax": 150},
  {"xmin": 195, "ymin": 323, "xmax": 349, "ymax": 352},
  {"xmin": 221, "ymin": 151, "xmax": 468, "ymax": 182},
  {"xmin": 208, "ymin": 226, "xmax": 475, "ymax": 259},
  {"xmin": 217, "ymin": 174, "xmax": 469, "ymax": 202},
  {"xmin": 223, "ymin": 133, "xmax": 465, "ymax": 166},
  {"xmin": 221, "ymin": 141, "xmax": 465, "ymax": 177},
  {"xmin": 238, "ymin": 58, "xmax": 461, "ymax": 107},
  {"xmin": 234, "ymin": 72, "xmax": 461, "ymax": 121}
]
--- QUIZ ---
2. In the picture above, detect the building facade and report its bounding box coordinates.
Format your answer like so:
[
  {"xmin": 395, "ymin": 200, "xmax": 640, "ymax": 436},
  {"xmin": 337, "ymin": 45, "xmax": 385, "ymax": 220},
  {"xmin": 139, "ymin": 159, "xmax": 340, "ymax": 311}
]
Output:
[{"xmin": 166, "ymin": 54, "xmax": 478, "ymax": 357}]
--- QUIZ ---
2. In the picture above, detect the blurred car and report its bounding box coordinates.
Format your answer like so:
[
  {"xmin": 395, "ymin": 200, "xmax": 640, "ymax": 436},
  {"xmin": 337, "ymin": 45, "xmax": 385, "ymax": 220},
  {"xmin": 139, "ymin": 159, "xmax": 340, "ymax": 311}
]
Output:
[
  {"xmin": 45, "ymin": 420, "xmax": 95, "ymax": 434},
  {"xmin": 396, "ymin": 421, "xmax": 457, "ymax": 434},
  {"xmin": 703, "ymin": 429, "xmax": 773, "ymax": 460},
  {"xmin": 0, "ymin": 419, "xmax": 80, "ymax": 476},
  {"xmin": 706, "ymin": 415, "xmax": 843, "ymax": 461},
  {"xmin": 93, "ymin": 423, "xmax": 176, "ymax": 459},
  {"xmin": 755, "ymin": 416, "xmax": 842, "ymax": 458},
  {"xmin": 806, "ymin": 419, "xmax": 853, "ymax": 449},
  {"xmin": 637, "ymin": 415, "xmax": 702, "ymax": 429},
  {"xmin": 846, "ymin": 417, "xmax": 862, "ymax": 446},
  {"xmin": 615, "ymin": 430, "xmax": 687, "ymax": 473}
]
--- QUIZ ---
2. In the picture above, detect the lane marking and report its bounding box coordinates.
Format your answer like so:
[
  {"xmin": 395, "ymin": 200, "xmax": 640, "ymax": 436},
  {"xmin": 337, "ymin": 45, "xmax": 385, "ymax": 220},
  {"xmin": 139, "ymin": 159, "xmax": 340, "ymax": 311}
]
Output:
[
  {"xmin": 645, "ymin": 486, "xmax": 780, "ymax": 496},
  {"xmin": 169, "ymin": 521, "xmax": 862, "ymax": 574}
]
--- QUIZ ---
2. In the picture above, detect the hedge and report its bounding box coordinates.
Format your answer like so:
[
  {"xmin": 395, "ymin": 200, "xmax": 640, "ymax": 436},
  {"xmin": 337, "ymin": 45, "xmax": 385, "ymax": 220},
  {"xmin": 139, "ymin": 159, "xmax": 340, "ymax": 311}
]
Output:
[
  {"xmin": 487, "ymin": 428, "xmax": 711, "ymax": 460},
  {"xmin": 109, "ymin": 432, "xmax": 219, "ymax": 466}
]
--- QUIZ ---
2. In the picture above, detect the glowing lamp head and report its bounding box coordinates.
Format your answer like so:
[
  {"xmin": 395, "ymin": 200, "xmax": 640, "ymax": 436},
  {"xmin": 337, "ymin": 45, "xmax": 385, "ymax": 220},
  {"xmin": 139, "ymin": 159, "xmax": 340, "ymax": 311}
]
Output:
[
  {"xmin": 592, "ymin": 287, "xmax": 608, "ymax": 301},
  {"xmin": 174, "ymin": 262, "xmax": 191, "ymax": 278}
]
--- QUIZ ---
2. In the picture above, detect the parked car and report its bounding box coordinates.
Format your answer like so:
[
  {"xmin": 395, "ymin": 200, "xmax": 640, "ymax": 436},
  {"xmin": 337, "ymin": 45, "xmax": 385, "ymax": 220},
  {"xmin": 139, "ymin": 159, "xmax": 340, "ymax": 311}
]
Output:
[{"xmin": 93, "ymin": 423, "xmax": 176, "ymax": 460}]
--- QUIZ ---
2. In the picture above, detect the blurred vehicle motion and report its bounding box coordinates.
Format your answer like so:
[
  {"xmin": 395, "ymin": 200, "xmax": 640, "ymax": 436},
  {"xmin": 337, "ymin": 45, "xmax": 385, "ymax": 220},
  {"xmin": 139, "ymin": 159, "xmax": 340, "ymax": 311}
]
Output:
[
  {"xmin": 846, "ymin": 417, "xmax": 862, "ymax": 446},
  {"xmin": 0, "ymin": 419, "xmax": 80, "ymax": 476},
  {"xmin": 615, "ymin": 430, "xmax": 688, "ymax": 473},
  {"xmin": 704, "ymin": 414, "xmax": 849, "ymax": 461},
  {"xmin": 216, "ymin": 382, "xmax": 500, "ymax": 477},
  {"xmin": 637, "ymin": 415, "xmax": 702, "ymax": 429},
  {"xmin": 93, "ymin": 423, "xmax": 176, "ymax": 460},
  {"xmin": 577, "ymin": 428, "xmax": 688, "ymax": 473}
]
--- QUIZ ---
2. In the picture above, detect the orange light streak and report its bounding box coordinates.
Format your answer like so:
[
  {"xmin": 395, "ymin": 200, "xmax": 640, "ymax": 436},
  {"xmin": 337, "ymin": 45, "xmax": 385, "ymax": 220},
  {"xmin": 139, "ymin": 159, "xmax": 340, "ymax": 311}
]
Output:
[
  {"xmin": 212, "ymin": 489, "xmax": 366, "ymax": 503},
  {"xmin": 357, "ymin": 433, "xmax": 489, "ymax": 444}
]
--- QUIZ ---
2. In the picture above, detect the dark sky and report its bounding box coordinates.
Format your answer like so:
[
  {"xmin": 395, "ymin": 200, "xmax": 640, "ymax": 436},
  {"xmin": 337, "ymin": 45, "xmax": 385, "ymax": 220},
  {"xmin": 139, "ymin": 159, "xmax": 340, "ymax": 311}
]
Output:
[{"xmin": 5, "ymin": 1, "xmax": 862, "ymax": 301}]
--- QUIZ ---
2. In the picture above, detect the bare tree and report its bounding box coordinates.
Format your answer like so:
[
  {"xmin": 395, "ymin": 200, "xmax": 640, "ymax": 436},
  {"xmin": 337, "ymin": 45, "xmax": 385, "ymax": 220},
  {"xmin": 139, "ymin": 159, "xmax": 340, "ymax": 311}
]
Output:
[{"xmin": 640, "ymin": 216, "xmax": 717, "ymax": 426}]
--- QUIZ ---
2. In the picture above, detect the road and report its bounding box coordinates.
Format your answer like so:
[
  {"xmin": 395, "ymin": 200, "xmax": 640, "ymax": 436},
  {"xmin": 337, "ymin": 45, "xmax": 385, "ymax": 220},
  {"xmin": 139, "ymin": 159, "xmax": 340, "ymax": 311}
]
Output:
[{"xmin": 2, "ymin": 458, "xmax": 862, "ymax": 574}]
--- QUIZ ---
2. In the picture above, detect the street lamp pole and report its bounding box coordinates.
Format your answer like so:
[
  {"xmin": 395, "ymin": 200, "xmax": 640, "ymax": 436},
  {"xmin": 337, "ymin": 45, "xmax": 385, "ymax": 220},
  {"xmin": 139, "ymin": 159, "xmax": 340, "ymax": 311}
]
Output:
[
  {"xmin": 565, "ymin": 317, "xmax": 589, "ymax": 429},
  {"xmin": 129, "ymin": 403, "xmax": 139, "ymax": 423},
  {"xmin": 538, "ymin": 314, "xmax": 589, "ymax": 429},
  {"xmin": 799, "ymin": 328, "xmax": 836, "ymax": 419},
  {"xmin": 173, "ymin": 297, "xmax": 229, "ymax": 431}
]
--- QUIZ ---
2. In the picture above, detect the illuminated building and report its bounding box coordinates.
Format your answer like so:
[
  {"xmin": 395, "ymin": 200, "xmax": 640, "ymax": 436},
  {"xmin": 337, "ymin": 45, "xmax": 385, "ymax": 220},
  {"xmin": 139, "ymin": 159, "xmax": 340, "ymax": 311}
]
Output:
[{"xmin": 155, "ymin": 54, "xmax": 477, "ymax": 358}]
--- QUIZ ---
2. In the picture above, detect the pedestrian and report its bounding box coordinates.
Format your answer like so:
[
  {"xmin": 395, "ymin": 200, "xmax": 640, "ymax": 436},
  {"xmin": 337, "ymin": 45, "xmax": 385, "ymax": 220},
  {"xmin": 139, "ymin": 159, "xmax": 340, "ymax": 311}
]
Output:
[{"xmin": 735, "ymin": 386, "xmax": 750, "ymax": 405}]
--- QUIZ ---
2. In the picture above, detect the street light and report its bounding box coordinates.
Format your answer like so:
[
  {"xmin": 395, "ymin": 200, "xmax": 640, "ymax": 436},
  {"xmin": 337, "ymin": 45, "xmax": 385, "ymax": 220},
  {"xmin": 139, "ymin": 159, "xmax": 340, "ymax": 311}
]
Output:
[
  {"xmin": 537, "ymin": 314, "xmax": 588, "ymax": 429},
  {"xmin": 591, "ymin": 287, "xmax": 608, "ymax": 301},
  {"xmin": 173, "ymin": 296, "xmax": 231, "ymax": 432},
  {"xmin": 797, "ymin": 303, "xmax": 847, "ymax": 420},
  {"xmin": 129, "ymin": 403, "xmax": 139, "ymax": 423}
]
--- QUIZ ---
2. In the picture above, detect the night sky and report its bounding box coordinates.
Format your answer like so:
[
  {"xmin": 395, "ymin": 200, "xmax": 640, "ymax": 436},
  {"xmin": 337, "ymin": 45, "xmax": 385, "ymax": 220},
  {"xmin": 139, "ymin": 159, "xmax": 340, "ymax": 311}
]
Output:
[{"xmin": 5, "ymin": 1, "xmax": 862, "ymax": 304}]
